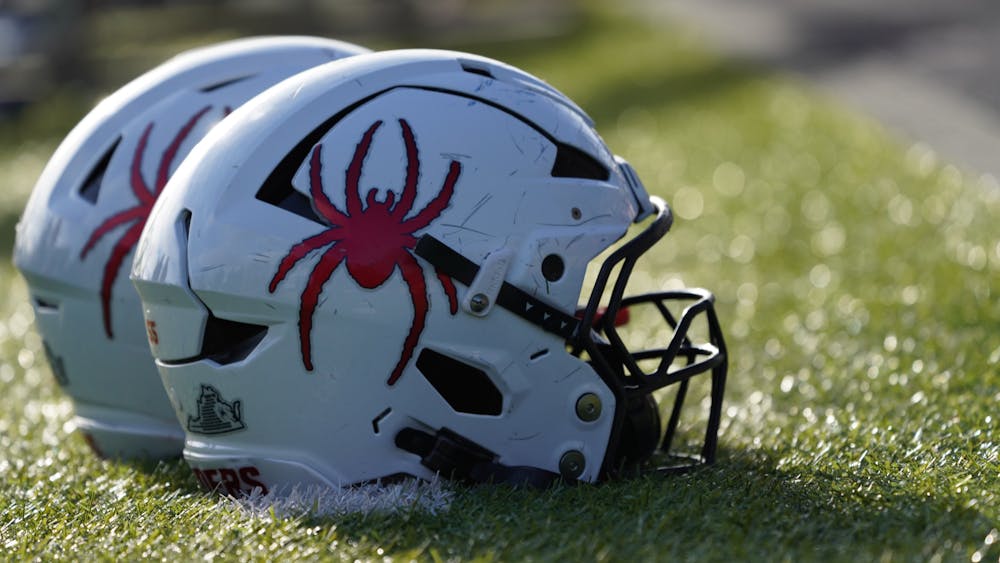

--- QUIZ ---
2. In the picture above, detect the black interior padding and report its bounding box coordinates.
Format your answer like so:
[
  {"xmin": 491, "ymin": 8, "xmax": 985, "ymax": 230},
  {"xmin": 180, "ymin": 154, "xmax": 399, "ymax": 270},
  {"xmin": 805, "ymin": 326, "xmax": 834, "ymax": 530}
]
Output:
[{"xmin": 200, "ymin": 315, "xmax": 268, "ymax": 365}]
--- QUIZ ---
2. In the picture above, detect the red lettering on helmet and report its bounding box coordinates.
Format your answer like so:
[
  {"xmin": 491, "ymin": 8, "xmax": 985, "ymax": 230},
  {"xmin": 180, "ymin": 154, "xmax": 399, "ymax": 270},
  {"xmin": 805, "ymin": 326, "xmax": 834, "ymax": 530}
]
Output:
[
  {"xmin": 145, "ymin": 319, "xmax": 159, "ymax": 345},
  {"xmin": 191, "ymin": 468, "xmax": 209, "ymax": 490},
  {"xmin": 80, "ymin": 432, "xmax": 106, "ymax": 459},
  {"xmin": 192, "ymin": 465, "xmax": 269, "ymax": 496},
  {"xmin": 218, "ymin": 468, "xmax": 242, "ymax": 497},
  {"xmin": 202, "ymin": 468, "xmax": 220, "ymax": 491},
  {"xmin": 239, "ymin": 466, "xmax": 269, "ymax": 496}
]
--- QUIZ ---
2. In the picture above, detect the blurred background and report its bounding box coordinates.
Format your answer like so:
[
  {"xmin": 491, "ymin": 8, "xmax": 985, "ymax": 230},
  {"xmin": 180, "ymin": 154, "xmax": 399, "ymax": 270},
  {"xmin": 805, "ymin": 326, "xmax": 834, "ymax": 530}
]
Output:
[
  {"xmin": 652, "ymin": 0, "xmax": 1000, "ymax": 182},
  {"xmin": 0, "ymin": 0, "xmax": 576, "ymax": 117},
  {"xmin": 0, "ymin": 0, "xmax": 599, "ymax": 179},
  {"xmin": 3, "ymin": 0, "xmax": 999, "ymax": 178}
]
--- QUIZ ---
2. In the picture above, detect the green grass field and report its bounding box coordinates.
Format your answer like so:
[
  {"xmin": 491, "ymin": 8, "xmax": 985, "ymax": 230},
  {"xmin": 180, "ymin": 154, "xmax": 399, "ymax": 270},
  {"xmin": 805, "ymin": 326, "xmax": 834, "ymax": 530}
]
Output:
[{"xmin": 2, "ymin": 6, "xmax": 999, "ymax": 561}]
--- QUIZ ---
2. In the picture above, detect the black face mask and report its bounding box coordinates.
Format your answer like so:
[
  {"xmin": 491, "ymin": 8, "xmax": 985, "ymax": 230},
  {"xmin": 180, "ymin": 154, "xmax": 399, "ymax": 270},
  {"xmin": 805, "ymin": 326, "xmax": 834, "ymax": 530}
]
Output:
[
  {"xmin": 414, "ymin": 198, "xmax": 728, "ymax": 484},
  {"xmin": 569, "ymin": 198, "xmax": 727, "ymax": 477}
]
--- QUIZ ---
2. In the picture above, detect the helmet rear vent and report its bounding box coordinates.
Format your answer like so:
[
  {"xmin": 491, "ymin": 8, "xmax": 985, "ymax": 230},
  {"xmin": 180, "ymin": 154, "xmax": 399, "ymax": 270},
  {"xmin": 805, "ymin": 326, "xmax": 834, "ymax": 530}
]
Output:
[
  {"xmin": 529, "ymin": 348, "xmax": 549, "ymax": 361},
  {"xmin": 79, "ymin": 137, "xmax": 121, "ymax": 204},
  {"xmin": 460, "ymin": 61, "xmax": 495, "ymax": 79},
  {"xmin": 32, "ymin": 295, "xmax": 58, "ymax": 311},
  {"xmin": 552, "ymin": 143, "xmax": 609, "ymax": 181},
  {"xmin": 200, "ymin": 314, "xmax": 268, "ymax": 365},
  {"xmin": 416, "ymin": 349, "xmax": 502, "ymax": 416}
]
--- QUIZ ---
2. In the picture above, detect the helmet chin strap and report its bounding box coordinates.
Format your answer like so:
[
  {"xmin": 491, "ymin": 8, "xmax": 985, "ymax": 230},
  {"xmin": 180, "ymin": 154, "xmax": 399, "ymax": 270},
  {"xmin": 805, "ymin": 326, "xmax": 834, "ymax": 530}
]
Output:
[{"xmin": 395, "ymin": 426, "xmax": 564, "ymax": 487}]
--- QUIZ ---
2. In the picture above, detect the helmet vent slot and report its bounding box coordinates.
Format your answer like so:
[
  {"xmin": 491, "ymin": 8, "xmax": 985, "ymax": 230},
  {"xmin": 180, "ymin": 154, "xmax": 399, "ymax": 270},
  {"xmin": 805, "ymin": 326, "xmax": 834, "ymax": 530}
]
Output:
[
  {"xmin": 199, "ymin": 74, "xmax": 254, "ymax": 93},
  {"xmin": 32, "ymin": 295, "xmax": 59, "ymax": 311},
  {"xmin": 460, "ymin": 61, "xmax": 495, "ymax": 79},
  {"xmin": 79, "ymin": 137, "xmax": 121, "ymax": 204},
  {"xmin": 551, "ymin": 142, "xmax": 609, "ymax": 181},
  {"xmin": 371, "ymin": 407, "xmax": 392, "ymax": 434},
  {"xmin": 270, "ymin": 189, "xmax": 325, "ymax": 225},
  {"xmin": 416, "ymin": 349, "xmax": 502, "ymax": 416},
  {"xmin": 200, "ymin": 315, "xmax": 268, "ymax": 365},
  {"xmin": 256, "ymin": 90, "xmax": 385, "ymax": 224}
]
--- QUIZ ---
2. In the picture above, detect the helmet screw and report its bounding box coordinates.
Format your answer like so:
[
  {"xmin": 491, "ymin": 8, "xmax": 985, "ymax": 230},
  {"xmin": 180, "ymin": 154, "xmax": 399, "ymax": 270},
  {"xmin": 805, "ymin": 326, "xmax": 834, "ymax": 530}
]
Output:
[
  {"xmin": 575, "ymin": 393, "xmax": 602, "ymax": 422},
  {"xmin": 559, "ymin": 450, "xmax": 586, "ymax": 480},
  {"xmin": 469, "ymin": 293, "xmax": 490, "ymax": 313}
]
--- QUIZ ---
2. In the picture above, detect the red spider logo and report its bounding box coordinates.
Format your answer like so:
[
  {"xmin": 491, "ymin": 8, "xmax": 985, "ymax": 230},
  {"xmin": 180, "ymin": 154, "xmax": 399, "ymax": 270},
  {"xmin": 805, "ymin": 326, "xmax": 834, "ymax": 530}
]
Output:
[
  {"xmin": 268, "ymin": 118, "xmax": 461, "ymax": 385},
  {"xmin": 80, "ymin": 106, "xmax": 217, "ymax": 338}
]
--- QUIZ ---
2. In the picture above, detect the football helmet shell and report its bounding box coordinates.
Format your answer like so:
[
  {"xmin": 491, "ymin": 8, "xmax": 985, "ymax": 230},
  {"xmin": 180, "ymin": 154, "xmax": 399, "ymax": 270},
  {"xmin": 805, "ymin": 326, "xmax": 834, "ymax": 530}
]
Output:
[
  {"xmin": 132, "ymin": 49, "xmax": 726, "ymax": 491},
  {"xmin": 13, "ymin": 36, "xmax": 370, "ymax": 460}
]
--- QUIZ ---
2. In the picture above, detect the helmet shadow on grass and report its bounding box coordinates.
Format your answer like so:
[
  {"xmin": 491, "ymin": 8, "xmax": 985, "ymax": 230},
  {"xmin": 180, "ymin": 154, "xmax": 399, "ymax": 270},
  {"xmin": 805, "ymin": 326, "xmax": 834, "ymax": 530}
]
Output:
[{"xmin": 302, "ymin": 447, "xmax": 989, "ymax": 560}]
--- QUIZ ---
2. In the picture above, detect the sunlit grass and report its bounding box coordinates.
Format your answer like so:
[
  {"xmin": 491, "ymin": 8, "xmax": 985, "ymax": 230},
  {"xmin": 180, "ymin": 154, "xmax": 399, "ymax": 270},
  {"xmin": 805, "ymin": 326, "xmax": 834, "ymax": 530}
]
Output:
[{"xmin": 2, "ymin": 5, "xmax": 999, "ymax": 561}]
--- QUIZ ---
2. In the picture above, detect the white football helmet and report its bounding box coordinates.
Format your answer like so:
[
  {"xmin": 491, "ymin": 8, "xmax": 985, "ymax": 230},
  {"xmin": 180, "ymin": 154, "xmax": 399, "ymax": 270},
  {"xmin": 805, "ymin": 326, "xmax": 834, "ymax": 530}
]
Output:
[
  {"xmin": 13, "ymin": 36, "xmax": 370, "ymax": 460},
  {"xmin": 132, "ymin": 49, "xmax": 727, "ymax": 494}
]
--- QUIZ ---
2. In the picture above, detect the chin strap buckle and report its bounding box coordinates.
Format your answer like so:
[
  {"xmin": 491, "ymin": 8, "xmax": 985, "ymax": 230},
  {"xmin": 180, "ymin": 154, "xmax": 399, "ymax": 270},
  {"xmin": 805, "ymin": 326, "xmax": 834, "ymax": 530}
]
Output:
[
  {"xmin": 396, "ymin": 426, "xmax": 564, "ymax": 488},
  {"xmin": 396, "ymin": 426, "xmax": 494, "ymax": 479}
]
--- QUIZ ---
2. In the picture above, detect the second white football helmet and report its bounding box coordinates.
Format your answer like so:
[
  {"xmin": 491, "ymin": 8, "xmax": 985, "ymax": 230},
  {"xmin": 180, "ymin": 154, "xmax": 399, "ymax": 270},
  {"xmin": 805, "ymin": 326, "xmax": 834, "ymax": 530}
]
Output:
[{"xmin": 14, "ymin": 36, "xmax": 370, "ymax": 460}]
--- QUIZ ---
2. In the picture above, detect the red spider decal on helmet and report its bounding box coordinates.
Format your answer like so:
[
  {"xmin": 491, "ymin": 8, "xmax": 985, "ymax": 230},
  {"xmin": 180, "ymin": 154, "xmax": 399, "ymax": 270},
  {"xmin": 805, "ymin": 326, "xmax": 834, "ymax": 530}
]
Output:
[
  {"xmin": 268, "ymin": 118, "xmax": 461, "ymax": 385},
  {"xmin": 80, "ymin": 106, "xmax": 218, "ymax": 338}
]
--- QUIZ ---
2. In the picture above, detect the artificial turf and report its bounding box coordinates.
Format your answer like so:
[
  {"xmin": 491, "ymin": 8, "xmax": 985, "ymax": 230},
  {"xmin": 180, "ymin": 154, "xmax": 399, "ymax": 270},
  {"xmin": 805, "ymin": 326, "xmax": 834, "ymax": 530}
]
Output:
[{"xmin": 1, "ymin": 5, "xmax": 998, "ymax": 561}]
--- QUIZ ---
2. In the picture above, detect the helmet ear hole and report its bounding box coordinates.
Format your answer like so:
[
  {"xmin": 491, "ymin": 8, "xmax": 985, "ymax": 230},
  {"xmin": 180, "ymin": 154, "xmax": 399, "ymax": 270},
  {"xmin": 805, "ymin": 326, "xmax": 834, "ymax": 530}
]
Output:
[
  {"xmin": 199, "ymin": 315, "xmax": 268, "ymax": 365},
  {"xmin": 416, "ymin": 349, "xmax": 503, "ymax": 416},
  {"xmin": 541, "ymin": 254, "xmax": 565, "ymax": 282},
  {"xmin": 613, "ymin": 393, "xmax": 661, "ymax": 467}
]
